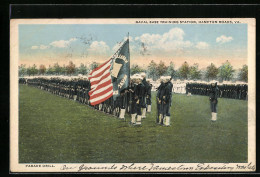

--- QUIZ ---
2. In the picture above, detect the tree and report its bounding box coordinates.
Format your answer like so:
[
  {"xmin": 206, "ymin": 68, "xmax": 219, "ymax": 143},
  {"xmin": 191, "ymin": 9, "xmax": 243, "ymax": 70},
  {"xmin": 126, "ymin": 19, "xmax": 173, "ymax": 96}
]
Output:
[
  {"xmin": 27, "ymin": 64, "xmax": 38, "ymax": 76},
  {"xmin": 238, "ymin": 64, "xmax": 248, "ymax": 82},
  {"xmin": 90, "ymin": 62, "xmax": 99, "ymax": 70},
  {"xmin": 60, "ymin": 65, "xmax": 67, "ymax": 75},
  {"xmin": 27, "ymin": 67, "xmax": 32, "ymax": 76},
  {"xmin": 205, "ymin": 63, "xmax": 219, "ymax": 81},
  {"xmin": 174, "ymin": 70, "xmax": 181, "ymax": 79},
  {"xmin": 188, "ymin": 63, "xmax": 201, "ymax": 80},
  {"xmin": 19, "ymin": 64, "xmax": 27, "ymax": 76},
  {"xmin": 166, "ymin": 62, "xmax": 176, "ymax": 78},
  {"xmin": 39, "ymin": 64, "xmax": 46, "ymax": 75},
  {"xmin": 77, "ymin": 63, "xmax": 88, "ymax": 75},
  {"xmin": 178, "ymin": 61, "xmax": 190, "ymax": 79},
  {"xmin": 130, "ymin": 64, "xmax": 145, "ymax": 75},
  {"xmin": 157, "ymin": 60, "xmax": 167, "ymax": 76},
  {"xmin": 46, "ymin": 65, "xmax": 55, "ymax": 75},
  {"xmin": 53, "ymin": 63, "xmax": 62, "ymax": 75},
  {"xmin": 218, "ymin": 60, "xmax": 235, "ymax": 81},
  {"xmin": 66, "ymin": 61, "xmax": 76, "ymax": 75},
  {"xmin": 147, "ymin": 60, "xmax": 158, "ymax": 80},
  {"xmin": 32, "ymin": 64, "xmax": 38, "ymax": 75}
]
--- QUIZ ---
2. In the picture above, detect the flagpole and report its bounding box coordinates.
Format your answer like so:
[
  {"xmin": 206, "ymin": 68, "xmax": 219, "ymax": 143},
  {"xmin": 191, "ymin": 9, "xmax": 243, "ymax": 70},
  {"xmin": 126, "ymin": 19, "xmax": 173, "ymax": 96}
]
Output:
[
  {"xmin": 112, "ymin": 37, "xmax": 127, "ymax": 60},
  {"xmin": 127, "ymin": 32, "xmax": 130, "ymax": 121},
  {"xmin": 128, "ymin": 32, "xmax": 130, "ymax": 83}
]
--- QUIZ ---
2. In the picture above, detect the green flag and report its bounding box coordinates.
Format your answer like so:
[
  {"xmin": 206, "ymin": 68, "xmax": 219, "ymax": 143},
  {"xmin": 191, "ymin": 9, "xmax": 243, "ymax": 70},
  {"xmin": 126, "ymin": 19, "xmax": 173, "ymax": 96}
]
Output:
[{"xmin": 110, "ymin": 39, "xmax": 130, "ymax": 100}]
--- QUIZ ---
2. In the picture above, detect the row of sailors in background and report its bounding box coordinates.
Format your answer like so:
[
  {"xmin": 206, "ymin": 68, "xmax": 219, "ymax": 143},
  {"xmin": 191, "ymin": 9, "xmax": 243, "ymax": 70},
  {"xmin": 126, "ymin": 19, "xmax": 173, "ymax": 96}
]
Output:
[
  {"xmin": 151, "ymin": 82, "xmax": 186, "ymax": 94},
  {"xmin": 20, "ymin": 76, "xmax": 247, "ymax": 101},
  {"xmin": 149, "ymin": 80, "xmax": 248, "ymax": 100},
  {"xmin": 20, "ymin": 76, "xmax": 91, "ymax": 104},
  {"xmin": 186, "ymin": 82, "xmax": 248, "ymax": 100}
]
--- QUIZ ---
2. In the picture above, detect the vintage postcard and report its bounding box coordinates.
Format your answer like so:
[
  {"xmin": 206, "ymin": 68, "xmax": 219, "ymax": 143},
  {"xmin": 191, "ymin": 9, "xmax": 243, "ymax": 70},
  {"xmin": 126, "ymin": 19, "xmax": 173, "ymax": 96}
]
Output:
[{"xmin": 10, "ymin": 18, "xmax": 256, "ymax": 172}]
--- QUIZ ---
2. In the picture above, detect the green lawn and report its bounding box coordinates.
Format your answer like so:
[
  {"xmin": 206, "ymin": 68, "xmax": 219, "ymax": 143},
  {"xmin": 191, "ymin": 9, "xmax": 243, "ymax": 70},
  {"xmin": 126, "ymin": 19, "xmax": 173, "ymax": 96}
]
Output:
[{"xmin": 19, "ymin": 84, "xmax": 248, "ymax": 163}]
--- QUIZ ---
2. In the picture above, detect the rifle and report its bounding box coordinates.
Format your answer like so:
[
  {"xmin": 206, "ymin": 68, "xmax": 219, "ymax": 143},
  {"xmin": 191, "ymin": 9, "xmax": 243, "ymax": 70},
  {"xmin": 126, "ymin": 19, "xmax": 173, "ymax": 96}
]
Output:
[
  {"xmin": 162, "ymin": 96, "xmax": 165, "ymax": 125},
  {"xmin": 129, "ymin": 85, "xmax": 132, "ymax": 114},
  {"xmin": 156, "ymin": 83, "xmax": 162, "ymax": 124},
  {"xmin": 169, "ymin": 77, "xmax": 173, "ymax": 107},
  {"xmin": 156, "ymin": 96, "xmax": 159, "ymax": 123},
  {"xmin": 124, "ymin": 90, "xmax": 127, "ymax": 121}
]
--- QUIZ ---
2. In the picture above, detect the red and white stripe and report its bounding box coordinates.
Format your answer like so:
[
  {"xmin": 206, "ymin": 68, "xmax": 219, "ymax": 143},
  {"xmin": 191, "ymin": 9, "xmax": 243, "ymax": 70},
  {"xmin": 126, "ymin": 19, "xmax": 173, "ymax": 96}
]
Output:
[{"xmin": 88, "ymin": 59, "xmax": 113, "ymax": 105}]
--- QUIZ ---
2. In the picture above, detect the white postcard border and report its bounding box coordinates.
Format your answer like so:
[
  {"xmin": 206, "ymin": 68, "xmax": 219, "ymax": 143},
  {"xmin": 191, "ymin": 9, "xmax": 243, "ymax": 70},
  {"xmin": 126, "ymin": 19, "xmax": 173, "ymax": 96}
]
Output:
[{"xmin": 10, "ymin": 18, "xmax": 256, "ymax": 173}]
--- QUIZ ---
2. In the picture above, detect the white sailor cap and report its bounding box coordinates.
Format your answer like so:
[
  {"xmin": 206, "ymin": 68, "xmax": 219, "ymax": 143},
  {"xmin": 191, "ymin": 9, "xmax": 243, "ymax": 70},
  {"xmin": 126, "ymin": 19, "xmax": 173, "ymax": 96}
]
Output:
[
  {"xmin": 130, "ymin": 75, "xmax": 135, "ymax": 79},
  {"xmin": 164, "ymin": 76, "xmax": 171, "ymax": 80},
  {"xmin": 160, "ymin": 76, "xmax": 164, "ymax": 80},
  {"xmin": 140, "ymin": 72, "xmax": 146, "ymax": 77},
  {"xmin": 160, "ymin": 76, "xmax": 166, "ymax": 81},
  {"xmin": 222, "ymin": 81, "xmax": 227, "ymax": 84},
  {"xmin": 236, "ymin": 81, "xmax": 244, "ymax": 85},
  {"xmin": 131, "ymin": 74, "xmax": 141, "ymax": 79},
  {"xmin": 137, "ymin": 76, "xmax": 143, "ymax": 80},
  {"xmin": 130, "ymin": 74, "xmax": 137, "ymax": 79},
  {"xmin": 210, "ymin": 80, "xmax": 218, "ymax": 84},
  {"xmin": 146, "ymin": 78, "xmax": 153, "ymax": 82},
  {"xmin": 130, "ymin": 75, "xmax": 141, "ymax": 81}
]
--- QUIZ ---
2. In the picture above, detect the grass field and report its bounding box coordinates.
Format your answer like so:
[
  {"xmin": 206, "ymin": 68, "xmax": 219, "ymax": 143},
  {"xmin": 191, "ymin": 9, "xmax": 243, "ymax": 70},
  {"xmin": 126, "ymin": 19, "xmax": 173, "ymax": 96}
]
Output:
[{"xmin": 19, "ymin": 84, "xmax": 248, "ymax": 163}]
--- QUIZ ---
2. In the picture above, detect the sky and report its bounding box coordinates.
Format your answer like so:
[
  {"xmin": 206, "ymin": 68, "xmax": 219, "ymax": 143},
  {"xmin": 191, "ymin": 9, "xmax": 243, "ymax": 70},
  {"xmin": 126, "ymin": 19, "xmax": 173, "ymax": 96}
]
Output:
[{"xmin": 19, "ymin": 24, "xmax": 248, "ymax": 69}]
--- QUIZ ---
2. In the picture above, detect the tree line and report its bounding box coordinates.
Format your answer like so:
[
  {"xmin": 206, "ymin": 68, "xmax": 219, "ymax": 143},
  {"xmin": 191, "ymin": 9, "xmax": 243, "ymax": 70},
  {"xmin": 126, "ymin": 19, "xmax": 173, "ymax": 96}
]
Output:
[
  {"xmin": 131, "ymin": 60, "xmax": 248, "ymax": 82},
  {"xmin": 19, "ymin": 61, "xmax": 99, "ymax": 77},
  {"xmin": 19, "ymin": 60, "xmax": 248, "ymax": 82}
]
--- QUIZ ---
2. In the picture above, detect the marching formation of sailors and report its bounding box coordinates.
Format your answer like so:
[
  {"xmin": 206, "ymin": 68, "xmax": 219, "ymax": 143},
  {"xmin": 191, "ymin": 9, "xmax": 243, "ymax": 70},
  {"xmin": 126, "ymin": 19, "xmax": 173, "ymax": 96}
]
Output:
[
  {"xmin": 172, "ymin": 82, "xmax": 186, "ymax": 94},
  {"xmin": 19, "ymin": 73, "xmax": 154, "ymax": 126},
  {"xmin": 186, "ymin": 82, "xmax": 247, "ymax": 100},
  {"xmin": 19, "ymin": 74, "xmax": 248, "ymax": 125},
  {"xmin": 24, "ymin": 76, "xmax": 91, "ymax": 104}
]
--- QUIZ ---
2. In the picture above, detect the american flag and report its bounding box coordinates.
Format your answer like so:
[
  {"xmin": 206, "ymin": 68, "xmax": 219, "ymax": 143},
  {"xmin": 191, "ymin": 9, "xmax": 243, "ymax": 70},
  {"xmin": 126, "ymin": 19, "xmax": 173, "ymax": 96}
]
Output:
[
  {"xmin": 88, "ymin": 38, "xmax": 130, "ymax": 106},
  {"xmin": 88, "ymin": 59, "xmax": 113, "ymax": 105}
]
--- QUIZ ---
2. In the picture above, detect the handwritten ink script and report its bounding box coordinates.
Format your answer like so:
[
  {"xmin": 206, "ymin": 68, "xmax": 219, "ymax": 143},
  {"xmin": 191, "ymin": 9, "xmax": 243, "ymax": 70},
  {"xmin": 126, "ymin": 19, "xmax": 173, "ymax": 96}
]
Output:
[
  {"xmin": 55, "ymin": 162, "xmax": 256, "ymax": 172},
  {"xmin": 78, "ymin": 164, "xmax": 118, "ymax": 172},
  {"xmin": 60, "ymin": 165, "xmax": 77, "ymax": 170}
]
